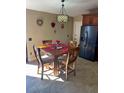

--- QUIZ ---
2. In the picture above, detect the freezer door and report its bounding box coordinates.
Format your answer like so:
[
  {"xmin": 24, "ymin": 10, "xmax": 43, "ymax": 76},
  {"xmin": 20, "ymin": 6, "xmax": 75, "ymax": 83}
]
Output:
[
  {"xmin": 86, "ymin": 26, "xmax": 98, "ymax": 47},
  {"xmin": 79, "ymin": 41, "xmax": 85, "ymax": 58},
  {"xmin": 80, "ymin": 26, "xmax": 88, "ymax": 47},
  {"xmin": 79, "ymin": 26, "xmax": 86, "ymax": 58}
]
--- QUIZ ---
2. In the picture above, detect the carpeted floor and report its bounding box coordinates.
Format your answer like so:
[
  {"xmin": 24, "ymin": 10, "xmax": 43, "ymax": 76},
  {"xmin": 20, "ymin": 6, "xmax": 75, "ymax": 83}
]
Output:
[{"xmin": 26, "ymin": 57, "xmax": 98, "ymax": 93}]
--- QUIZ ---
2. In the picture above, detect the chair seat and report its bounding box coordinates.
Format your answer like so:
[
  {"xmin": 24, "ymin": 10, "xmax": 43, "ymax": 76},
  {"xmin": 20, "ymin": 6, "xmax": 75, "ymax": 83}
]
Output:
[
  {"xmin": 58, "ymin": 54, "xmax": 67, "ymax": 60},
  {"xmin": 41, "ymin": 54, "xmax": 54, "ymax": 62}
]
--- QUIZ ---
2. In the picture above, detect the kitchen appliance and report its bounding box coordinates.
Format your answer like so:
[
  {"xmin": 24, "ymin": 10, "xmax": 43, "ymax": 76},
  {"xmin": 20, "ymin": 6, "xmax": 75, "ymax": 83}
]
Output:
[{"xmin": 79, "ymin": 25, "xmax": 98, "ymax": 61}]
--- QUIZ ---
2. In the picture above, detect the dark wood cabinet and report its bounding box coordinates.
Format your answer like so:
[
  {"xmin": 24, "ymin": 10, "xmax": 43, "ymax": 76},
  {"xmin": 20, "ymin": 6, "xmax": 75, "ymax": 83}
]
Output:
[{"xmin": 82, "ymin": 14, "xmax": 98, "ymax": 25}]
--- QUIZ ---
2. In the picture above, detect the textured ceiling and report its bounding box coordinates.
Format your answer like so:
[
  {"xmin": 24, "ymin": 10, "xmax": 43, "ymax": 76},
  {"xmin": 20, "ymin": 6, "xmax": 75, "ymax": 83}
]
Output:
[{"xmin": 26, "ymin": 0, "xmax": 98, "ymax": 17}]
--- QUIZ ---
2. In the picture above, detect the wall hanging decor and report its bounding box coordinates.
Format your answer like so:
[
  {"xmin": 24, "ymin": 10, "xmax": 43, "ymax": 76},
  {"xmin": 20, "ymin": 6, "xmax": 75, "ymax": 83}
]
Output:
[
  {"xmin": 51, "ymin": 22, "xmax": 56, "ymax": 28},
  {"xmin": 51, "ymin": 22, "xmax": 56, "ymax": 33},
  {"xmin": 36, "ymin": 19, "xmax": 43, "ymax": 26}
]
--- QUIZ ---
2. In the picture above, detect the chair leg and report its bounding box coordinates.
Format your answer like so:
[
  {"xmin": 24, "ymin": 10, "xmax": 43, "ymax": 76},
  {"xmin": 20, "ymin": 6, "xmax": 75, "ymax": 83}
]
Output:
[
  {"xmin": 74, "ymin": 69, "xmax": 76, "ymax": 76},
  {"xmin": 65, "ymin": 67, "xmax": 68, "ymax": 80},
  {"xmin": 66, "ymin": 73, "xmax": 68, "ymax": 80},
  {"xmin": 37, "ymin": 64, "xmax": 40, "ymax": 74},
  {"xmin": 73, "ymin": 62, "xmax": 76, "ymax": 76},
  {"xmin": 41, "ymin": 64, "xmax": 44, "ymax": 80}
]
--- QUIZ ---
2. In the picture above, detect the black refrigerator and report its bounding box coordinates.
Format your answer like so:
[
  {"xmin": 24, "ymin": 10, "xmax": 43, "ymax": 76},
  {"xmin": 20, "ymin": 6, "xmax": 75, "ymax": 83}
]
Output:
[{"xmin": 79, "ymin": 25, "xmax": 98, "ymax": 61}]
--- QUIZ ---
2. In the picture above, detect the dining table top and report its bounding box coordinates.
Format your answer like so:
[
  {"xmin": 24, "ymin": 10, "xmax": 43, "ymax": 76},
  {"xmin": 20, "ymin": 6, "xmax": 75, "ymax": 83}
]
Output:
[{"xmin": 37, "ymin": 43, "xmax": 69, "ymax": 57}]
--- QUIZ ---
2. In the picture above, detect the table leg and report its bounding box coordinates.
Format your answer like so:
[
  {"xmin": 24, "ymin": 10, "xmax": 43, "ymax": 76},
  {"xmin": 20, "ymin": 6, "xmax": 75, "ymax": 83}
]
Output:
[{"xmin": 54, "ymin": 57, "xmax": 59, "ymax": 76}]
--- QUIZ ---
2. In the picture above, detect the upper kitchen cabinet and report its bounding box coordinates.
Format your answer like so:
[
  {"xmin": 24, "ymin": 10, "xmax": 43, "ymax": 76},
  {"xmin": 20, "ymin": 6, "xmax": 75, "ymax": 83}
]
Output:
[{"xmin": 82, "ymin": 14, "xmax": 98, "ymax": 26}]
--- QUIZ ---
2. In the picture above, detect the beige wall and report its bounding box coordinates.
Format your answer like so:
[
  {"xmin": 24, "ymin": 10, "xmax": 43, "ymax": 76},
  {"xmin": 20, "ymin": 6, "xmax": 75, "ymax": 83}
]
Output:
[{"xmin": 26, "ymin": 9, "xmax": 73, "ymax": 61}]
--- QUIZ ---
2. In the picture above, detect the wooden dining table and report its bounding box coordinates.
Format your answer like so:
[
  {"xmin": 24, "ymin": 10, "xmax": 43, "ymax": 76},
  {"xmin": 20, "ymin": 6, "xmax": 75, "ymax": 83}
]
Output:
[{"xmin": 38, "ymin": 43, "xmax": 69, "ymax": 76}]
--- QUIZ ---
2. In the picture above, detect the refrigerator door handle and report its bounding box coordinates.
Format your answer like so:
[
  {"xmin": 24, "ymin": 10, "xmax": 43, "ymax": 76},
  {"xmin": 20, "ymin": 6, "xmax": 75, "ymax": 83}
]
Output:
[{"xmin": 84, "ymin": 30, "xmax": 88, "ymax": 47}]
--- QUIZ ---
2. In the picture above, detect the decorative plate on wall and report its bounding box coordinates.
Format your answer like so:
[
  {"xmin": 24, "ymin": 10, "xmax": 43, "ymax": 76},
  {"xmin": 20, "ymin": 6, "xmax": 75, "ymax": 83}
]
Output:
[{"xmin": 37, "ymin": 19, "xmax": 43, "ymax": 26}]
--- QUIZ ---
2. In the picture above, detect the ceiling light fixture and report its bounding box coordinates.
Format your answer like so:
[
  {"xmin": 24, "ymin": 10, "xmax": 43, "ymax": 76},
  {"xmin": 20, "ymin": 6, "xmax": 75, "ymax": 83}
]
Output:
[{"xmin": 57, "ymin": 0, "xmax": 68, "ymax": 23}]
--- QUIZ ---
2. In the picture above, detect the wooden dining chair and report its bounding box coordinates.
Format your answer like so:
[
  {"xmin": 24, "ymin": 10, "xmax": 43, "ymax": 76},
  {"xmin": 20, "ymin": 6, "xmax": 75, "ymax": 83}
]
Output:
[
  {"xmin": 68, "ymin": 40, "xmax": 77, "ymax": 49},
  {"xmin": 59, "ymin": 46, "xmax": 79, "ymax": 80},
  {"xmin": 33, "ymin": 45, "xmax": 54, "ymax": 80}
]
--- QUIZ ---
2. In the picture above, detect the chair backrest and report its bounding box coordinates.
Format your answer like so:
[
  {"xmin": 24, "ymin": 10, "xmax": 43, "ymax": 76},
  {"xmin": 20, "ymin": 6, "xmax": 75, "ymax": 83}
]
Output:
[
  {"xmin": 66, "ymin": 46, "xmax": 79, "ymax": 65},
  {"xmin": 33, "ymin": 45, "xmax": 43, "ymax": 65},
  {"xmin": 68, "ymin": 41, "xmax": 77, "ymax": 49},
  {"xmin": 42, "ymin": 40, "xmax": 52, "ymax": 45}
]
